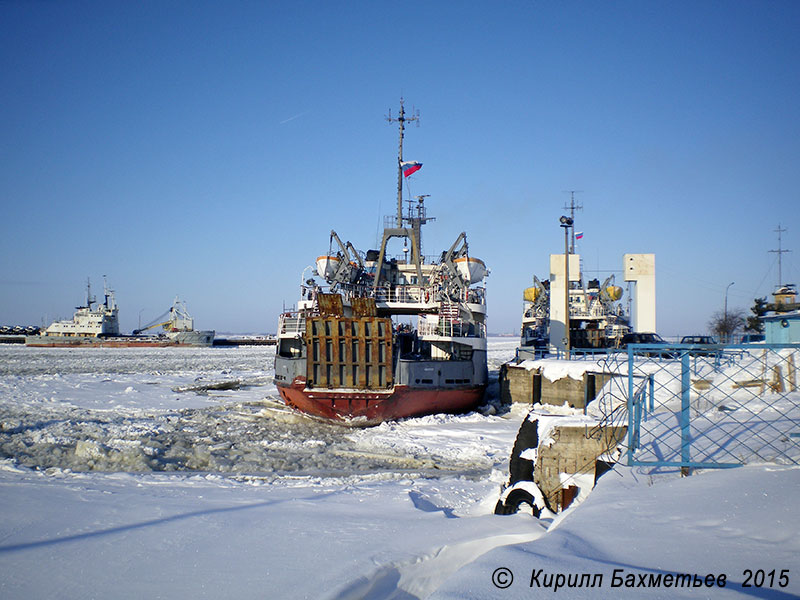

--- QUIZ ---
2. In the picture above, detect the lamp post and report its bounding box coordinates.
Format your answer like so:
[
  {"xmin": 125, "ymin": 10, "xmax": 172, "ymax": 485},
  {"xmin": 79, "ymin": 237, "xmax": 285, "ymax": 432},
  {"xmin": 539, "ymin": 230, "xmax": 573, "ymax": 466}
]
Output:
[
  {"xmin": 560, "ymin": 215, "xmax": 573, "ymax": 358},
  {"xmin": 724, "ymin": 281, "xmax": 734, "ymax": 342}
]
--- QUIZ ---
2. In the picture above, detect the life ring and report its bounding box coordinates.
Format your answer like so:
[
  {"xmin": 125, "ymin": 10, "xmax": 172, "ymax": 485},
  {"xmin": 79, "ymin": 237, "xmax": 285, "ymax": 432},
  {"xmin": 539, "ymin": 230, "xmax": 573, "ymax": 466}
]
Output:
[{"xmin": 424, "ymin": 290, "xmax": 430, "ymax": 302}]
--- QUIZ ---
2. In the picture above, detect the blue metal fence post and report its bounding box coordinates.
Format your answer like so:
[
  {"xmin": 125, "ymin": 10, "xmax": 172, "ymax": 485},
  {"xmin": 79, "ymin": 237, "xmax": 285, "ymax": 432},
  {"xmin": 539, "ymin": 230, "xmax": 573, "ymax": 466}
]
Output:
[
  {"xmin": 633, "ymin": 388, "xmax": 642, "ymax": 450},
  {"xmin": 648, "ymin": 373, "xmax": 655, "ymax": 418},
  {"xmin": 627, "ymin": 346, "xmax": 636, "ymax": 465},
  {"xmin": 680, "ymin": 350, "xmax": 691, "ymax": 476}
]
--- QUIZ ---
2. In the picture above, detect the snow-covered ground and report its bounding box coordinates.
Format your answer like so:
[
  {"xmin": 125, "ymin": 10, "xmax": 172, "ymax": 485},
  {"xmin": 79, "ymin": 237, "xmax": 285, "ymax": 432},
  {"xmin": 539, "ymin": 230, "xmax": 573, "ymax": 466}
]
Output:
[{"xmin": 1, "ymin": 339, "xmax": 798, "ymax": 599}]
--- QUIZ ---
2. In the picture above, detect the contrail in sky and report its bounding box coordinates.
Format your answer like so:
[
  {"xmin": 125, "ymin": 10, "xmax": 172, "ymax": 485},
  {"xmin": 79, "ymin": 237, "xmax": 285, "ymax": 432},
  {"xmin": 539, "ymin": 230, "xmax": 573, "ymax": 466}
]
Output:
[{"xmin": 279, "ymin": 111, "xmax": 308, "ymax": 125}]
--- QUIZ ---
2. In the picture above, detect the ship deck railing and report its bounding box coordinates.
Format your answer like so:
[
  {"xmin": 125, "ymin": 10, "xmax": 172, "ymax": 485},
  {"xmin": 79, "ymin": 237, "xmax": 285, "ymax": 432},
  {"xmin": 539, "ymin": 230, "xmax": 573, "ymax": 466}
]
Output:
[
  {"xmin": 376, "ymin": 251, "xmax": 441, "ymax": 265},
  {"xmin": 418, "ymin": 318, "xmax": 486, "ymax": 339},
  {"xmin": 374, "ymin": 284, "xmax": 486, "ymax": 306},
  {"xmin": 278, "ymin": 315, "xmax": 306, "ymax": 336},
  {"xmin": 279, "ymin": 304, "xmax": 487, "ymax": 340},
  {"xmin": 296, "ymin": 282, "xmax": 486, "ymax": 313},
  {"xmin": 333, "ymin": 283, "xmax": 459, "ymax": 306},
  {"xmin": 567, "ymin": 307, "xmax": 622, "ymax": 319},
  {"xmin": 375, "ymin": 284, "xmax": 427, "ymax": 304}
]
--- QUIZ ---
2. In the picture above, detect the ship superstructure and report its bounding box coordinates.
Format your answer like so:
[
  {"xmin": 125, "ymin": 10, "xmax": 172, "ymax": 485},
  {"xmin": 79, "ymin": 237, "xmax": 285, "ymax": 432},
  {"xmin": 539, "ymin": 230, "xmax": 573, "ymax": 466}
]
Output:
[
  {"xmin": 273, "ymin": 100, "xmax": 489, "ymax": 423},
  {"xmin": 520, "ymin": 200, "xmax": 631, "ymax": 352},
  {"xmin": 26, "ymin": 280, "xmax": 214, "ymax": 347},
  {"xmin": 133, "ymin": 297, "xmax": 215, "ymax": 346},
  {"xmin": 521, "ymin": 272, "xmax": 630, "ymax": 350},
  {"xmin": 38, "ymin": 278, "xmax": 120, "ymax": 338}
]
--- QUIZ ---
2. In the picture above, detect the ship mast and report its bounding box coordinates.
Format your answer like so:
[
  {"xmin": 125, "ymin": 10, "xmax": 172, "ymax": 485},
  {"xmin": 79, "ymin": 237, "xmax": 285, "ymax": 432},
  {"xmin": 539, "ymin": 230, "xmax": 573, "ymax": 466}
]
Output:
[
  {"xmin": 373, "ymin": 99, "xmax": 425, "ymax": 292},
  {"xmin": 563, "ymin": 190, "xmax": 583, "ymax": 254},
  {"xmin": 387, "ymin": 98, "xmax": 419, "ymax": 228},
  {"xmin": 84, "ymin": 277, "xmax": 96, "ymax": 309}
]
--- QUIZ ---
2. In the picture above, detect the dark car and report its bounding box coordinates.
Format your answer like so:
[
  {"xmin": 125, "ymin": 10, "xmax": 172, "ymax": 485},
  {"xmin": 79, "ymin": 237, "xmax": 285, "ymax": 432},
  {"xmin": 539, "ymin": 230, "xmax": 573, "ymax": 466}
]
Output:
[
  {"xmin": 680, "ymin": 335, "xmax": 718, "ymax": 345},
  {"xmin": 621, "ymin": 332, "xmax": 668, "ymax": 345},
  {"xmin": 619, "ymin": 332, "xmax": 675, "ymax": 358},
  {"xmin": 680, "ymin": 335, "xmax": 721, "ymax": 356}
]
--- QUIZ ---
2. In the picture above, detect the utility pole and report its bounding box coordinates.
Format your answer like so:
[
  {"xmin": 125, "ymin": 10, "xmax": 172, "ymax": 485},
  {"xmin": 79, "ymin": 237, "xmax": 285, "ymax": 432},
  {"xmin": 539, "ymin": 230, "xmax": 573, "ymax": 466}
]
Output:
[
  {"xmin": 769, "ymin": 224, "xmax": 790, "ymax": 288},
  {"xmin": 562, "ymin": 190, "xmax": 583, "ymax": 254},
  {"xmin": 560, "ymin": 215, "xmax": 574, "ymax": 359},
  {"xmin": 724, "ymin": 281, "xmax": 734, "ymax": 343}
]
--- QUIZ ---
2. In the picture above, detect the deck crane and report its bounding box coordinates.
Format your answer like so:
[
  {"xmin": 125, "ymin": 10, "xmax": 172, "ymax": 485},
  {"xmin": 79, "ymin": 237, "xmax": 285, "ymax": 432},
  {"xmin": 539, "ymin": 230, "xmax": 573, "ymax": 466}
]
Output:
[{"xmin": 133, "ymin": 297, "xmax": 194, "ymax": 335}]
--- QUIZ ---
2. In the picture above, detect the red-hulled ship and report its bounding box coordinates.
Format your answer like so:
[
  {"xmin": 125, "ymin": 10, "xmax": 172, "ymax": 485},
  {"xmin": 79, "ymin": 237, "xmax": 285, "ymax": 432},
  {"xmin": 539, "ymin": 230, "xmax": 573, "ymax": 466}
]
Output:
[{"xmin": 273, "ymin": 100, "xmax": 489, "ymax": 423}]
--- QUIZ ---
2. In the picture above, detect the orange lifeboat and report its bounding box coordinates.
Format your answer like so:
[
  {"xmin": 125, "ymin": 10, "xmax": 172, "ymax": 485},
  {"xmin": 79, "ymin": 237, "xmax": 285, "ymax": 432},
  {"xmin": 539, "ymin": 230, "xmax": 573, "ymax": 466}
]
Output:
[{"xmin": 454, "ymin": 256, "xmax": 487, "ymax": 284}]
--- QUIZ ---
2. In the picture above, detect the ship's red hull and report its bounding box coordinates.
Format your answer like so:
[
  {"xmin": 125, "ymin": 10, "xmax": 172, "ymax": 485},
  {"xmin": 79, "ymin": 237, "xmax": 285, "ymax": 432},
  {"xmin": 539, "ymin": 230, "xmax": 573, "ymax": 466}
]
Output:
[{"xmin": 277, "ymin": 377, "xmax": 485, "ymax": 423}]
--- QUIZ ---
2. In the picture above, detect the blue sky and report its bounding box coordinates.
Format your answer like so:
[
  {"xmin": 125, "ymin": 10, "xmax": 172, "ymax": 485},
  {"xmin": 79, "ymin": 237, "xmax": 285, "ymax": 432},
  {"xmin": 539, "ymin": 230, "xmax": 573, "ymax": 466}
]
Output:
[{"xmin": 2, "ymin": 1, "xmax": 798, "ymax": 335}]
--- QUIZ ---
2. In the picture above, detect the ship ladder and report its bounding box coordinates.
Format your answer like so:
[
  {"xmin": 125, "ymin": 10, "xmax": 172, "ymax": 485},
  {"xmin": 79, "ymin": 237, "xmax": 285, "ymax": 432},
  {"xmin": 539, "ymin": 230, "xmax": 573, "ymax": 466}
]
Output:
[{"xmin": 439, "ymin": 301, "xmax": 462, "ymax": 336}]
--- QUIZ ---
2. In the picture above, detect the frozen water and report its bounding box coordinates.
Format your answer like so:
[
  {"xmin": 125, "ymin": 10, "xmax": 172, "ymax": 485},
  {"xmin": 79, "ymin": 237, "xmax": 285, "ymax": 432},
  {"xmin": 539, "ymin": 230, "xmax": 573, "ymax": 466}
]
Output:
[
  {"xmin": 0, "ymin": 340, "xmax": 521, "ymax": 476},
  {"xmin": 2, "ymin": 339, "xmax": 799, "ymax": 599}
]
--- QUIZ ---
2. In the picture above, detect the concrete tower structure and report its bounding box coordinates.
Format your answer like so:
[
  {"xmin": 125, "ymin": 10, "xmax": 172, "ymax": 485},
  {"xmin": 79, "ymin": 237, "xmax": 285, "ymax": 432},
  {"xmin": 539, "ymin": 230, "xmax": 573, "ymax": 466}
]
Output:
[
  {"xmin": 548, "ymin": 253, "xmax": 581, "ymax": 353},
  {"xmin": 623, "ymin": 253, "xmax": 656, "ymax": 333}
]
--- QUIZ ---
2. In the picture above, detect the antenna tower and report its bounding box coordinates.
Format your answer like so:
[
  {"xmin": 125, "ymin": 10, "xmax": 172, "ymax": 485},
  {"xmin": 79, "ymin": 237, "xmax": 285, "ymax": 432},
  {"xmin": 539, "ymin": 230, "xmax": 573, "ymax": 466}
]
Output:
[
  {"xmin": 769, "ymin": 224, "xmax": 791, "ymax": 287},
  {"xmin": 562, "ymin": 190, "xmax": 583, "ymax": 253}
]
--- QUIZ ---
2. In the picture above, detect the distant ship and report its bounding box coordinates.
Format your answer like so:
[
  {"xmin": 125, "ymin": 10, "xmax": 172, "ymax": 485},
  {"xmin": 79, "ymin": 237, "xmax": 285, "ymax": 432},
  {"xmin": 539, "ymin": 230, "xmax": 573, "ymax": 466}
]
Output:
[
  {"xmin": 273, "ymin": 100, "xmax": 489, "ymax": 423},
  {"xmin": 520, "ymin": 204, "xmax": 631, "ymax": 353},
  {"xmin": 521, "ymin": 273, "xmax": 630, "ymax": 351},
  {"xmin": 25, "ymin": 279, "xmax": 214, "ymax": 347}
]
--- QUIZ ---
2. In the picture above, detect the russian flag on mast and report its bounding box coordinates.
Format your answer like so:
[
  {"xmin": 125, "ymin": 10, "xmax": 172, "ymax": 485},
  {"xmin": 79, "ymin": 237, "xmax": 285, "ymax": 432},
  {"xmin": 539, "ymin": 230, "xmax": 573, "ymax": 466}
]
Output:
[
  {"xmin": 401, "ymin": 161, "xmax": 422, "ymax": 177},
  {"xmin": 575, "ymin": 231, "xmax": 584, "ymax": 240}
]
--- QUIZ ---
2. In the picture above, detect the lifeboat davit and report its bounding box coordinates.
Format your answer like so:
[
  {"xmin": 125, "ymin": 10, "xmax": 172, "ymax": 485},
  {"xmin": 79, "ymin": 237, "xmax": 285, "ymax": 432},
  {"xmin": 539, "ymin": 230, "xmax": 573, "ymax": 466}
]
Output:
[
  {"xmin": 454, "ymin": 256, "xmax": 487, "ymax": 284},
  {"xmin": 605, "ymin": 286, "xmax": 623, "ymax": 301},
  {"xmin": 316, "ymin": 256, "xmax": 341, "ymax": 281},
  {"xmin": 523, "ymin": 286, "xmax": 539, "ymax": 302}
]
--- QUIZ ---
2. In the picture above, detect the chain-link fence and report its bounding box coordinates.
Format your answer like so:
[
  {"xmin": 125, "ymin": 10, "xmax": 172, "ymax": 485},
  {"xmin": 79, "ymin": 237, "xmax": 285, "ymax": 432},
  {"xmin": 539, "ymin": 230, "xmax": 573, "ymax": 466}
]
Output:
[{"xmin": 590, "ymin": 344, "xmax": 800, "ymax": 472}]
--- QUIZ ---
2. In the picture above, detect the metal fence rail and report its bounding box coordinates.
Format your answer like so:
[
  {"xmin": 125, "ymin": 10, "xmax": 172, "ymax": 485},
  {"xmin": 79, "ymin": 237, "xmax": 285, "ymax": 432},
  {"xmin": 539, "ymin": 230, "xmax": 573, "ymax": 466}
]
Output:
[{"xmin": 593, "ymin": 344, "xmax": 800, "ymax": 472}]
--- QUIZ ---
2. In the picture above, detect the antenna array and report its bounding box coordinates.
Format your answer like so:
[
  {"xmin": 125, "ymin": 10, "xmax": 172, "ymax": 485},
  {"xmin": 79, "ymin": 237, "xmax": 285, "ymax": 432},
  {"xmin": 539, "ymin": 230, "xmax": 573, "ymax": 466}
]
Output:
[{"xmin": 769, "ymin": 224, "xmax": 791, "ymax": 287}]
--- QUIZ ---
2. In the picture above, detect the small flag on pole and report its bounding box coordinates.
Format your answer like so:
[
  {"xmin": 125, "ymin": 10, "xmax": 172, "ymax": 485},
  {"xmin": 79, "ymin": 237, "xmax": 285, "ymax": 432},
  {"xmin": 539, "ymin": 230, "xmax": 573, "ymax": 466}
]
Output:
[
  {"xmin": 401, "ymin": 161, "xmax": 422, "ymax": 177},
  {"xmin": 575, "ymin": 231, "xmax": 584, "ymax": 240}
]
